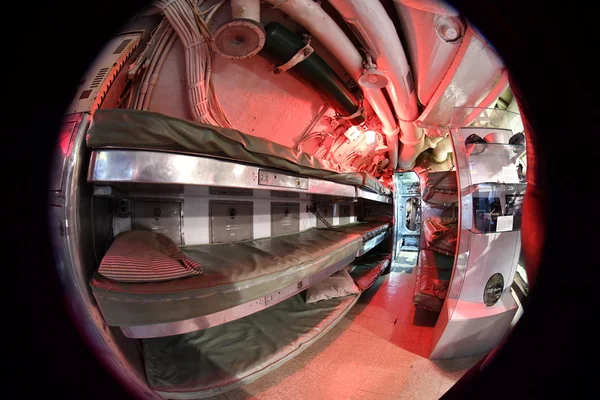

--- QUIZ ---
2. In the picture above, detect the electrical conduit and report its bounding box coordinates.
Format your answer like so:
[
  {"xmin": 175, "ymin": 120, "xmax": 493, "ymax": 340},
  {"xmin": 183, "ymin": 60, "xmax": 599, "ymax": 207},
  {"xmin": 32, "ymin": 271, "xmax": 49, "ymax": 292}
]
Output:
[
  {"xmin": 156, "ymin": 0, "xmax": 232, "ymax": 127},
  {"xmin": 141, "ymin": 29, "xmax": 177, "ymax": 110}
]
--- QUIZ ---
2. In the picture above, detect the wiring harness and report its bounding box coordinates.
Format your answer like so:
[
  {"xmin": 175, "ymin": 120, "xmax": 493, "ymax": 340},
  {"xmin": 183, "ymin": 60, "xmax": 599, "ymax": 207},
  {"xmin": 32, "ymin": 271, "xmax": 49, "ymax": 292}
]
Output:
[{"xmin": 131, "ymin": 0, "xmax": 232, "ymax": 127}]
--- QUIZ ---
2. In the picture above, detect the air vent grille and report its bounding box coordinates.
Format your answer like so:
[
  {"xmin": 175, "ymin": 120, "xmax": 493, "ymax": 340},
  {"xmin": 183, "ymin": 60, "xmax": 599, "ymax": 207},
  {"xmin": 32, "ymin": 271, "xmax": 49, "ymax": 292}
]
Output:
[
  {"xmin": 113, "ymin": 38, "xmax": 133, "ymax": 54},
  {"xmin": 90, "ymin": 68, "xmax": 109, "ymax": 89}
]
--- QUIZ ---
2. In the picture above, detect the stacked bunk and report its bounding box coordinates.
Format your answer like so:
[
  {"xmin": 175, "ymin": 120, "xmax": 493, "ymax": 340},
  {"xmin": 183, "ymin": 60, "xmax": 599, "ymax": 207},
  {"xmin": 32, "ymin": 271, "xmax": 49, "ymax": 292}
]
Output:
[
  {"xmin": 90, "ymin": 221, "xmax": 390, "ymax": 335},
  {"xmin": 86, "ymin": 109, "xmax": 392, "ymax": 199},
  {"xmin": 348, "ymin": 251, "xmax": 392, "ymax": 292},
  {"xmin": 413, "ymin": 168, "xmax": 458, "ymax": 312},
  {"xmin": 86, "ymin": 110, "xmax": 393, "ymax": 398},
  {"xmin": 143, "ymin": 294, "xmax": 359, "ymax": 397},
  {"xmin": 140, "ymin": 250, "xmax": 392, "ymax": 399},
  {"xmin": 423, "ymin": 216, "xmax": 458, "ymax": 256}
]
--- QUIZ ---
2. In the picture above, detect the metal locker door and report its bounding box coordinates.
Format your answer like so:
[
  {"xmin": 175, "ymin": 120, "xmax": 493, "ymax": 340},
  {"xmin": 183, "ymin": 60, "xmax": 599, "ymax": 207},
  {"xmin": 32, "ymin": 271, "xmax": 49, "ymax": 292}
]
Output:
[
  {"xmin": 209, "ymin": 201, "xmax": 253, "ymax": 243},
  {"xmin": 132, "ymin": 200, "xmax": 183, "ymax": 244},
  {"xmin": 271, "ymin": 202, "xmax": 300, "ymax": 236}
]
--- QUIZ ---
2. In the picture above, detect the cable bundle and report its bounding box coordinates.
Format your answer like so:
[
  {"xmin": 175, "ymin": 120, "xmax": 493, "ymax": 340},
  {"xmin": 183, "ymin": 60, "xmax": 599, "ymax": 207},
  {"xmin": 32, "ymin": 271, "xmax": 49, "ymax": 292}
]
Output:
[
  {"xmin": 139, "ymin": 0, "xmax": 231, "ymax": 127},
  {"xmin": 134, "ymin": 20, "xmax": 177, "ymax": 110}
]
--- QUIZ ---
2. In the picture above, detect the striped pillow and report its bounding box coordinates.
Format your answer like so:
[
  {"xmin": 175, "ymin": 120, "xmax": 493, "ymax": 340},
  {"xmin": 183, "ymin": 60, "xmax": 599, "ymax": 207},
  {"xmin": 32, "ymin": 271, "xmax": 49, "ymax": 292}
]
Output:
[{"xmin": 99, "ymin": 230, "xmax": 202, "ymax": 282}]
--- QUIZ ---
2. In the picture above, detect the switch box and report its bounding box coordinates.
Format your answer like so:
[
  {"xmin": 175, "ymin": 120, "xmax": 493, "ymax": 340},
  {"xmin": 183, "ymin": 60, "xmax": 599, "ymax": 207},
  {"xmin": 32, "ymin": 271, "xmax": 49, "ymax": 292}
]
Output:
[
  {"xmin": 271, "ymin": 202, "xmax": 300, "ymax": 236},
  {"xmin": 132, "ymin": 200, "xmax": 183, "ymax": 244},
  {"xmin": 316, "ymin": 204, "xmax": 334, "ymax": 228},
  {"xmin": 209, "ymin": 201, "xmax": 253, "ymax": 243}
]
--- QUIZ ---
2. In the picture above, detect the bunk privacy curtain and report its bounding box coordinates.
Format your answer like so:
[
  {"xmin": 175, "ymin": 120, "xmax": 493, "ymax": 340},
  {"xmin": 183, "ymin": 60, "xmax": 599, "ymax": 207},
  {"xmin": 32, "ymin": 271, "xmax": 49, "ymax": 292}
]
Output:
[{"xmin": 86, "ymin": 109, "xmax": 387, "ymax": 194}]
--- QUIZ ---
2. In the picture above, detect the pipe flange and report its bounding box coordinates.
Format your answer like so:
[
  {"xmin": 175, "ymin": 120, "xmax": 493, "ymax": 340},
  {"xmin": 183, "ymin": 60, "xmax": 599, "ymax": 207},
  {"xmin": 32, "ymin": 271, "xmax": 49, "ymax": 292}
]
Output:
[{"xmin": 211, "ymin": 18, "xmax": 266, "ymax": 60}]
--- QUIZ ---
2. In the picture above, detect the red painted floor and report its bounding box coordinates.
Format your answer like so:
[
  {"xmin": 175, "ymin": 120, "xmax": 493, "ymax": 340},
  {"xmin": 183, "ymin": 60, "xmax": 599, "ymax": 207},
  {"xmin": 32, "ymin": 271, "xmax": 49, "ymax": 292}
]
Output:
[{"xmin": 207, "ymin": 265, "xmax": 485, "ymax": 400}]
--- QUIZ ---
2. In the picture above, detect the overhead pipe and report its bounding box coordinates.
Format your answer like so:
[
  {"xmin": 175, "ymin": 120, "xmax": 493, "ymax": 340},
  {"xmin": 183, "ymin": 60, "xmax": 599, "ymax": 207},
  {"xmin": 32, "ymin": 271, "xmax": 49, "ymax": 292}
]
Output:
[
  {"xmin": 429, "ymin": 156, "xmax": 455, "ymax": 172},
  {"xmin": 211, "ymin": 0, "xmax": 266, "ymax": 59},
  {"xmin": 394, "ymin": 0, "xmax": 459, "ymax": 16},
  {"xmin": 425, "ymin": 134, "xmax": 445, "ymax": 149},
  {"xmin": 369, "ymin": 89, "xmax": 399, "ymax": 168},
  {"xmin": 360, "ymin": 54, "xmax": 399, "ymax": 169},
  {"xmin": 265, "ymin": 0, "xmax": 368, "ymax": 82},
  {"xmin": 398, "ymin": 133, "xmax": 426, "ymax": 170},
  {"xmin": 430, "ymin": 135, "xmax": 453, "ymax": 162},
  {"xmin": 327, "ymin": 0, "xmax": 423, "ymax": 169},
  {"xmin": 328, "ymin": 0, "xmax": 420, "ymax": 122},
  {"xmin": 265, "ymin": 0, "xmax": 400, "ymax": 167},
  {"xmin": 397, "ymin": 120, "xmax": 424, "ymax": 170},
  {"xmin": 262, "ymin": 22, "xmax": 365, "ymax": 125},
  {"xmin": 414, "ymin": 144, "xmax": 453, "ymax": 172}
]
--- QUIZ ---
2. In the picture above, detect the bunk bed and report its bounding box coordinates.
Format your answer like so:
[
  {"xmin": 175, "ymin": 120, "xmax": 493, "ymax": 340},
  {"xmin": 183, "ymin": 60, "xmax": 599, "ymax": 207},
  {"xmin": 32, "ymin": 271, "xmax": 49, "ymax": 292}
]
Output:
[
  {"xmin": 138, "ymin": 250, "xmax": 392, "ymax": 399},
  {"xmin": 348, "ymin": 251, "xmax": 392, "ymax": 292},
  {"xmin": 423, "ymin": 216, "xmax": 458, "ymax": 256},
  {"xmin": 413, "ymin": 249, "xmax": 454, "ymax": 311},
  {"xmin": 413, "ymin": 167, "xmax": 458, "ymax": 312},
  {"xmin": 143, "ymin": 294, "xmax": 359, "ymax": 398},
  {"xmin": 85, "ymin": 109, "xmax": 394, "ymax": 397},
  {"xmin": 415, "ymin": 169, "xmax": 458, "ymax": 207},
  {"xmin": 90, "ymin": 221, "xmax": 389, "ymax": 337},
  {"xmin": 87, "ymin": 109, "xmax": 392, "ymax": 202}
]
